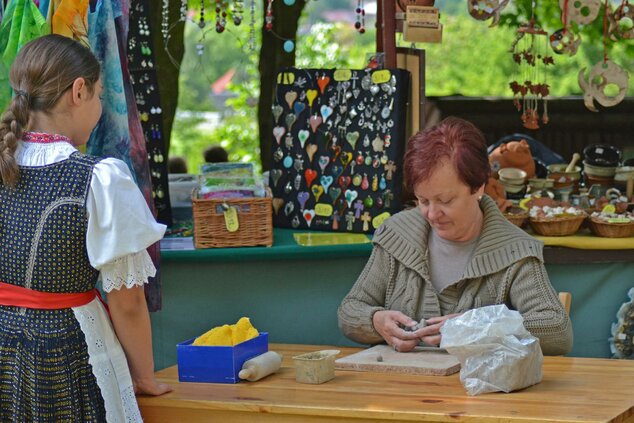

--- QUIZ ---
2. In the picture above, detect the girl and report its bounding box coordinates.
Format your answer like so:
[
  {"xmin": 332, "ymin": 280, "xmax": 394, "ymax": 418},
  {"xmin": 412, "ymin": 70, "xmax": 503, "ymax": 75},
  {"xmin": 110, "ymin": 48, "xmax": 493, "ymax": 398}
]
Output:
[{"xmin": 0, "ymin": 34, "xmax": 171, "ymax": 421}]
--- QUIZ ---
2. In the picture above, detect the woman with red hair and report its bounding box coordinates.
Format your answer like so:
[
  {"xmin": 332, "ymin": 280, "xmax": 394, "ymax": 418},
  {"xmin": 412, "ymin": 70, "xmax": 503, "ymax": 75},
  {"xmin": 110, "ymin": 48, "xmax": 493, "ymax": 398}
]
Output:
[{"xmin": 338, "ymin": 117, "xmax": 572, "ymax": 356}]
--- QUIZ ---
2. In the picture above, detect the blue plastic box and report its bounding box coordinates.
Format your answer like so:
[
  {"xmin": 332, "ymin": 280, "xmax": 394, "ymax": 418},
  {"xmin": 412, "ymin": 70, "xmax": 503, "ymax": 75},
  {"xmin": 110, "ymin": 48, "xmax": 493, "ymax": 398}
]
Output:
[{"xmin": 177, "ymin": 332, "xmax": 268, "ymax": 383}]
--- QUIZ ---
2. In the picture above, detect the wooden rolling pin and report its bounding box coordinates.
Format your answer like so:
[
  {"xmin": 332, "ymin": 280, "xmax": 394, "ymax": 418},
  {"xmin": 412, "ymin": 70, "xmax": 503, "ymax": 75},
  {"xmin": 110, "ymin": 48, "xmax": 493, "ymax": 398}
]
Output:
[
  {"xmin": 238, "ymin": 351, "xmax": 283, "ymax": 381},
  {"xmin": 565, "ymin": 153, "xmax": 580, "ymax": 173}
]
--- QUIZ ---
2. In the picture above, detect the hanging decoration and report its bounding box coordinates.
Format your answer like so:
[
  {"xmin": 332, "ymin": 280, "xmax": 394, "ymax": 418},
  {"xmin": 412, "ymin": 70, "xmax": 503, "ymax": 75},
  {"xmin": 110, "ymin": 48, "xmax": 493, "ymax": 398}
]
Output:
[
  {"xmin": 265, "ymin": 0, "xmax": 274, "ymax": 31},
  {"xmin": 559, "ymin": 0, "xmax": 601, "ymax": 25},
  {"xmin": 355, "ymin": 0, "xmax": 366, "ymax": 33},
  {"xmin": 578, "ymin": 0, "xmax": 629, "ymax": 112},
  {"xmin": 608, "ymin": 0, "xmax": 634, "ymax": 40},
  {"xmin": 550, "ymin": 0, "xmax": 581, "ymax": 56},
  {"xmin": 509, "ymin": 2, "xmax": 554, "ymax": 130},
  {"xmin": 467, "ymin": 0, "xmax": 510, "ymax": 27}
]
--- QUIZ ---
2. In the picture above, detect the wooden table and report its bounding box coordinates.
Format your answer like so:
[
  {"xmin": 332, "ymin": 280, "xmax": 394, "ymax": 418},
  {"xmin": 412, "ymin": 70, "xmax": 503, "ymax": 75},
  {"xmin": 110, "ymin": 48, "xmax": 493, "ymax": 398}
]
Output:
[{"xmin": 138, "ymin": 344, "xmax": 634, "ymax": 423}]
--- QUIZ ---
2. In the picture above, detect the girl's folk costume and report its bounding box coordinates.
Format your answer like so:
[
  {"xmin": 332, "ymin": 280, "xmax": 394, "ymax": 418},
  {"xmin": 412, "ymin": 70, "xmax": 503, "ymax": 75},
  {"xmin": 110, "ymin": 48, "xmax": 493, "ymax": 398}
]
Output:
[{"xmin": 0, "ymin": 132, "xmax": 165, "ymax": 421}]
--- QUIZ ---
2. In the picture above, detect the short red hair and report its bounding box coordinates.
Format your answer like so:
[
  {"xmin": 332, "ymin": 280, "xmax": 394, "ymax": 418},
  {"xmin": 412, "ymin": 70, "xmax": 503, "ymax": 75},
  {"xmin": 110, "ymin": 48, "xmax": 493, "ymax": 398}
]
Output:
[{"xmin": 404, "ymin": 117, "xmax": 490, "ymax": 193}]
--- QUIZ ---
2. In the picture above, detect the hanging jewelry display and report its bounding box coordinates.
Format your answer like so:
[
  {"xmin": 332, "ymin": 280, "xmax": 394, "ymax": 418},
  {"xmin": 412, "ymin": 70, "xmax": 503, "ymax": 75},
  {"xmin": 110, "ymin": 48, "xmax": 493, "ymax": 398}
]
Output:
[
  {"xmin": 129, "ymin": 0, "xmax": 173, "ymax": 226},
  {"xmin": 249, "ymin": 0, "xmax": 256, "ymax": 50},
  {"xmin": 608, "ymin": 0, "xmax": 634, "ymax": 40},
  {"xmin": 269, "ymin": 68, "xmax": 409, "ymax": 233},
  {"xmin": 578, "ymin": 0, "xmax": 629, "ymax": 112},
  {"xmin": 509, "ymin": 2, "xmax": 553, "ymax": 129},
  {"xmin": 550, "ymin": 0, "xmax": 582, "ymax": 56},
  {"xmin": 467, "ymin": 0, "xmax": 510, "ymax": 27},
  {"xmin": 355, "ymin": 0, "xmax": 366, "ymax": 33}
]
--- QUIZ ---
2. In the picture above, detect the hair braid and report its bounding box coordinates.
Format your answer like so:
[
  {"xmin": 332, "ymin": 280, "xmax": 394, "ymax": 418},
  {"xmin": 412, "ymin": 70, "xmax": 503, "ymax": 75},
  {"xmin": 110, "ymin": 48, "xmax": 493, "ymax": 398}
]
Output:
[{"xmin": 0, "ymin": 94, "xmax": 29, "ymax": 187}]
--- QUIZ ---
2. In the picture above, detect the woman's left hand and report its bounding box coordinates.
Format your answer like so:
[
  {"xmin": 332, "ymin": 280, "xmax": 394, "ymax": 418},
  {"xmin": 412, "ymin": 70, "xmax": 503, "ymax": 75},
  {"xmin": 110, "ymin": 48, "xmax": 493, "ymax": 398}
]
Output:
[{"xmin": 412, "ymin": 313, "xmax": 462, "ymax": 347}]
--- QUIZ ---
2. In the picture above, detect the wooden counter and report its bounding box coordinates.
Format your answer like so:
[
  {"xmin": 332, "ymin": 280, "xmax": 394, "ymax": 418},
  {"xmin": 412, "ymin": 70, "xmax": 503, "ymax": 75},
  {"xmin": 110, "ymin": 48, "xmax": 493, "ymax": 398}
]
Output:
[{"xmin": 138, "ymin": 344, "xmax": 634, "ymax": 423}]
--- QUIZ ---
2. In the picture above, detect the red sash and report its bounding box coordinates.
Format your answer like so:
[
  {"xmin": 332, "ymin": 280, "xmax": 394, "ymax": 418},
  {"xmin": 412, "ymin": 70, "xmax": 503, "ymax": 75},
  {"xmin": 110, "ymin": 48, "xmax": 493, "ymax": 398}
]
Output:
[{"xmin": 0, "ymin": 281, "xmax": 97, "ymax": 309}]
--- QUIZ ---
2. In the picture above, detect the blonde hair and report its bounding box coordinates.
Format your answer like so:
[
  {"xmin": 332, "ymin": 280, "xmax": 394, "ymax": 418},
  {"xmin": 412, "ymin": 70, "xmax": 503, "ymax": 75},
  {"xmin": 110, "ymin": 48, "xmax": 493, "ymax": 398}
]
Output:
[{"xmin": 0, "ymin": 34, "xmax": 100, "ymax": 187}]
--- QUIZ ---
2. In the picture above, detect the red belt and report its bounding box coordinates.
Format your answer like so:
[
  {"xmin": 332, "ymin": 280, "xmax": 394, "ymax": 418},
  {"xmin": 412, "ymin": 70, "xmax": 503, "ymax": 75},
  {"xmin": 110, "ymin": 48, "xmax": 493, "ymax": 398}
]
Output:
[{"xmin": 0, "ymin": 281, "xmax": 97, "ymax": 309}]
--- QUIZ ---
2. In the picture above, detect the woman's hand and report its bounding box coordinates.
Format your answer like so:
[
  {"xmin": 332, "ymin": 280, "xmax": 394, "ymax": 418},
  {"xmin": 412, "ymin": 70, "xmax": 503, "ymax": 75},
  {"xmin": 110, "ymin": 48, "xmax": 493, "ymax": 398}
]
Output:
[
  {"xmin": 412, "ymin": 313, "xmax": 462, "ymax": 347},
  {"xmin": 134, "ymin": 377, "xmax": 173, "ymax": 396},
  {"xmin": 372, "ymin": 310, "xmax": 421, "ymax": 352}
]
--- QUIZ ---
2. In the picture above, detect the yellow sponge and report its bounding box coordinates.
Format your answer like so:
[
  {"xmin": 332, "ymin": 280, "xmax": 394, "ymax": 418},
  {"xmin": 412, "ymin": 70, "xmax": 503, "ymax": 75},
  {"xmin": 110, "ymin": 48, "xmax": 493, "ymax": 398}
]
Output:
[{"xmin": 194, "ymin": 317, "xmax": 260, "ymax": 346}]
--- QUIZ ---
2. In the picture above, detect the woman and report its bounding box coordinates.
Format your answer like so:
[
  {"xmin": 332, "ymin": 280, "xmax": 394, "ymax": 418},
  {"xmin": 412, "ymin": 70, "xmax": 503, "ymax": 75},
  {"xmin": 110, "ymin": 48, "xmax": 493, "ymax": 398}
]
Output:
[
  {"xmin": 338, "ymin": 117, "xmax": 572, "ymax": 356},
  {"xmin": 0, "ymin": 35, "xmax": 170, "ymax": 421}
]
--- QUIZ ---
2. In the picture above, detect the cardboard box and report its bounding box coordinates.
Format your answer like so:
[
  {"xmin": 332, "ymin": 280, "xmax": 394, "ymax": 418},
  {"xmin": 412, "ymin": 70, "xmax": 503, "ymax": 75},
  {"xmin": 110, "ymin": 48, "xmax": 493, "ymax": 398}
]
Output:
[{"xmin": 177, "ymin": 332, "xmax": 268, "ymax": 383}]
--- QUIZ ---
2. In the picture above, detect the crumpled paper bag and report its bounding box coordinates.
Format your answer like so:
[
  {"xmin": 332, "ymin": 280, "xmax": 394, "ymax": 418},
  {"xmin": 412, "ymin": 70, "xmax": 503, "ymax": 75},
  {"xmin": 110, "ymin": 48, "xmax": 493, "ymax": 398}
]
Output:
[{"xmin": 440, "ymin": 304, "xmax": 543, "ymax": 396}]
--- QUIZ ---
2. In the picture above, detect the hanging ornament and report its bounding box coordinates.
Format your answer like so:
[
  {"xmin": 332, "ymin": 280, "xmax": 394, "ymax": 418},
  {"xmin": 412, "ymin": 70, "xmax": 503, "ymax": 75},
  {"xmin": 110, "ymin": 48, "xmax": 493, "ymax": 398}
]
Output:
[
  {"xmin": 558, "ymin": 0, "xmax": 601, "ymax": 25},
  {"xmin": 199, "ymin": 0, "xmax": 206, "ymax": 29},
  {"xmin": 215, "ymin": 0, "xmax": 228, "ymax": 33},
  {"xmin": 232, "ymin": 0, "xmax": 244, "ymax": 25},
  {"xmin": 550, "ymin": 0, "xmax": 581, "ymax": 56},
  {"xmin": 578, "ymin": 60, "xmax": 629, "ymax": 111},
  {"xmin": 608, "ymin": 1, "xmax": 634, "ymax": 40},
  {"xmin": 283, "ymin": 0, "xmax": 296, "ymax": 5},
  {"xmin": 180, "ymin": 0, "xmax": 188, "ymax": 22},
  {"xmin": 283, "ymin": 40, "xmax": 295, "ymax": 53},
  {"xmin": 355, "ymin": 0, "xmax": 366, "ymax": 33},
  {"xmin": 467, "ymin": 0, "xmax": 510, "ymax": 27},
  {"xmin": 248, "ymin": 0, "xmax": 256, "ymax": 50},
  {"xmin": 509, "ymin": 2, "xmax": 554, "ymax": 129},
  {"xmin": 265, "ymin": 0, "xmax": 274, "ymax": 31},
  {"xmin": 161, "ymin": 0, "xmax": 170, "ymax": 42}
]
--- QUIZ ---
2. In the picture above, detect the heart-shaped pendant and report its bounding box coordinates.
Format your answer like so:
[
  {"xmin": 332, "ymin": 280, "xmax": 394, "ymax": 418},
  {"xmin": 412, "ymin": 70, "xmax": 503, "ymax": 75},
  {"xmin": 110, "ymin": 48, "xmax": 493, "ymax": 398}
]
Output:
[
  {"xmin": 329, "ymin": 187, "xmax": 342, "ymax": 201},
  {"xmin": 344, "ymin": 189, "xmax": 358, "ymax": 208},
  {"xmin": 305, "ymin": 168, "xmax": 317, "ymax": 187},
  {"xmin": 303, "ymin": 209, "xmax": 316, "ymax": 227},
  {"xmin": 346, "ymin": 131, "xmax": 360, "ymax": 149},
  {"xmin": 272, "ymin": 198, "xmax": 284, "ymax": 214},
  {"xmin": 270, "ymin": 169, "xmax": 283, "ymax": 187},
  {"xmin": 306, "ymin": 89, "xmax": 318, "ymax": 107},
  {"xmin": 318, "ymin": 156, "xmax": 329, "ymax": 172},
  {"xmin": 309, "ymin": 115, "xmax": 323, "ymax": 133},
  {"xmin": 285, "ymin": 113, "xmax": 297, "ymax": 131},
  {"xmin": 273, "ymin": 126, "xmax": 285, "ymax": 145},
  {"xmin": 293, "ymin": 102, "xmax": 306, "ymax": 116},
  {"xmin": 320, "ymin": 175, "xmax": 334, "ymax": 192},
  {"xmin": 339, "ymin": 175, "xmax": 351, "ymax": 190},
  {"xmin": 272, "ymin": 104, "xmax": 283, "ymax": 123},
  {"xmin": 317, "ymin": 76, "xmax": 330, "ymax": 94},
  {"xmin": 297, "ymin": 191, "xmax": 309, "ymax": 210},
  {"xmin": 311, "ymin": 185, "xmax": 324, "ymax": 202},
  {"xmin": 306, "ymin": 144, "xmax": 318, "ymax": 162},
  {"xmin": 298, "ymin": 130, "xmax": 310, "ymax": 148},
  {"xmin": 330, "ymin": 164, "xmax": 343, "ymax": 178},
  {"xmin": 285, "ymin": 91, "xmax": 298, "ymax": 108},
  {"xmin": 320, "ymin": 105, "xmax": 333, "ymax": 122},
  {"xmin": 340, "ymin": 151, "xmax": 353, "ymax": 166}
]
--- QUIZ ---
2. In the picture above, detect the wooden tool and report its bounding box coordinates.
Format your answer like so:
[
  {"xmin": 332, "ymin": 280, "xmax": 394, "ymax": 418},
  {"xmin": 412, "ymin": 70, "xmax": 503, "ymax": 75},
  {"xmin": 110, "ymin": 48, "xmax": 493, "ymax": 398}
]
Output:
[
  {"xmin": 565, "ymin": 152, "xmax": 580, "ymax": 173},
  {"xmin": 335, "ymin": 344, "xmax": 460, "ymax": 376}
]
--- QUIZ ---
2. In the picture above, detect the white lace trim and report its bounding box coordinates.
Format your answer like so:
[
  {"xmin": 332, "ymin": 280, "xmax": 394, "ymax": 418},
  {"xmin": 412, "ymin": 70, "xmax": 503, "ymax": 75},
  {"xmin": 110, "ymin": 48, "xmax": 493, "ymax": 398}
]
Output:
[
  {"xmin": 73, "ymin": 299, "xmax": 143, "ymax": 423},
  {"xmin": 100, "ymin": 250, "xmax": 157, "ymax": 293}
]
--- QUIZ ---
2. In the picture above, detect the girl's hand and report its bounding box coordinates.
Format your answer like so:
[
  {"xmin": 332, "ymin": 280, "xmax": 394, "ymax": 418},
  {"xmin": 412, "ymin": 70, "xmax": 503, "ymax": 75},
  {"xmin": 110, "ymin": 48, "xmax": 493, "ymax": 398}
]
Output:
[
  {"xmin": 411, "ymin": 313, "xmax": 462, "ymax": 346},
  {"xmin": 372, "ymin": 310, "xmax": 421, "ymax": 352},
  {"xmin": 134, "ymin": 378, "xmax": 173, "ymax": 396}
]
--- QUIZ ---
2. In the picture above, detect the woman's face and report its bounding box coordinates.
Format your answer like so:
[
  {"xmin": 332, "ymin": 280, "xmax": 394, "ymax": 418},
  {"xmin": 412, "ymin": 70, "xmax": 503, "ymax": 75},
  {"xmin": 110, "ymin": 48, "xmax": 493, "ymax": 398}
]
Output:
[{"xmin": 413, "ymin": 159, "xmax": 485, "ymax": 242}]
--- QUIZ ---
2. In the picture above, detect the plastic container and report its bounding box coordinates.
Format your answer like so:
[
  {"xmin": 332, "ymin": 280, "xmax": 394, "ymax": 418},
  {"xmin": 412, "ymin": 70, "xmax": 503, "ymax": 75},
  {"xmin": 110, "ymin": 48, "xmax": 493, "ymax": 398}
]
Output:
[
  {"xmin": 293, "ymin": 349, "xmax": 340, "ymax": 384},
  {"xmin": 177, "ymin": 332, "xmax": 268, "ymax": 383}
]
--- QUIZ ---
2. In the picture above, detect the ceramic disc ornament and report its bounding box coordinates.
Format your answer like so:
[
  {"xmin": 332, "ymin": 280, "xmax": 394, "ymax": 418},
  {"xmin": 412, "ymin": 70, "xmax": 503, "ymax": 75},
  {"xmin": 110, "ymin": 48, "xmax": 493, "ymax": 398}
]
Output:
[
  {"xmin": 608, "ymin": 3, "xmax": 634, "ymax": 40},
  {"xmin": 578, "ymin": 60, "xmax": 629, "ymax": 112},
  {"xmin": 468, "ymin": 0, "xmax": 510, "ymax": 27},
  {"xmin": 549, "ymin": 29, "xmax": 581, "ymax": 56},
  {"xmin": 559, "ymin": 0, "xmax": 601, "ymax": 25}
]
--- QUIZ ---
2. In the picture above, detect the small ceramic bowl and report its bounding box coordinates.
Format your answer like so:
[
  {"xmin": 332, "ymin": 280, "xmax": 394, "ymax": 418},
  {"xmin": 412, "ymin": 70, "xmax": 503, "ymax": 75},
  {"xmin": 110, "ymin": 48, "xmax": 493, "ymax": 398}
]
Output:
[
  {"xmin": 583, "ymin": 144, "xmax": 622, "ymax": 167},
  {"xmin": 499, "ymin": 167, "xmax": 528, "ymax": 185},
  {"xmin": 528, "ymin": 178, "xmax": 555, "ymax": 189},
  {"xmin": 499, "ymin": 180, "xmax": 525, "ymax": 194},
  {"xmin": 583, "ymin": 161, "xmax": 617, "ymax": 177}
]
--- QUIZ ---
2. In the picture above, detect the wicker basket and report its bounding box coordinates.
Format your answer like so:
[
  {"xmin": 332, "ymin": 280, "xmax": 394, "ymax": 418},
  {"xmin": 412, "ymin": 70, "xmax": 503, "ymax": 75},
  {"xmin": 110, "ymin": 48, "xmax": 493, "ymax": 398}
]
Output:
[
  {"xmin": 504, "ymin": 211, "xmax": 528, "ymax": 228},
  {"xmin": 588, "ymin": 217, "xmax": 634, "ymax": 238},
  {"xmin": 192, "ymin": 190, "xmax": 273, "ymax": 248},
  {"xmin": 529, "ymin": 214, "xmax": 586, "ymax": 236}
]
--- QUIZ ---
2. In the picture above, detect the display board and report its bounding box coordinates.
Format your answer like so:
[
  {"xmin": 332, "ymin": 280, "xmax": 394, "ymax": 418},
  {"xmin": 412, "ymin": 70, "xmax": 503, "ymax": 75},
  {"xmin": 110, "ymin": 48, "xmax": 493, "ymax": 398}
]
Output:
[{"xmin": 269, "ymin": 67, "xmax": 410, "ymax": 233}]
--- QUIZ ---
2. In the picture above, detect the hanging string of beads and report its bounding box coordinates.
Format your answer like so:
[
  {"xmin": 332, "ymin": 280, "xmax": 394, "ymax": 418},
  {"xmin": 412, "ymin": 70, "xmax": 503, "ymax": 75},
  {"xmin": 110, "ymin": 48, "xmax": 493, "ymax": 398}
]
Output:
[
  {"xmin": 355, "ymin": 0, "xmax": 366, "ymax": 33},
  {"xmin": 249, "ymin": 0, "xmax": 256, "ymax": 50},
  {"xmin": 215, "ymin": 0, "xmax": 228, "ymax": 33},
  {"xmin": 265, "ymin": 0, "xmax": 274, "ymax": 31},
  {"xmin": 232, "ymin": 0, "xmax": 244, "ymax": 25},
  {"xmin": 161, "ymin": 0, "xmax": 170, "ymax": 41},
  {"xmin": 199, "ymin": 0, "xmax": 206, "ymax": 28}
]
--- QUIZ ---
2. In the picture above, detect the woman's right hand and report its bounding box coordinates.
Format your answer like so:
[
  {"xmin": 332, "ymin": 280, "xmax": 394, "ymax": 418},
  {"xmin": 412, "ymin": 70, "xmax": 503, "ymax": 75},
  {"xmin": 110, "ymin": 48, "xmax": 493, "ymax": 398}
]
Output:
[
  {"xmin": 372, "ymin": 310, "xmax": 420, "ymax": 352},
  {"xmin": 134, "ymin": 377, "xmax": 173, "ymax": 396}
]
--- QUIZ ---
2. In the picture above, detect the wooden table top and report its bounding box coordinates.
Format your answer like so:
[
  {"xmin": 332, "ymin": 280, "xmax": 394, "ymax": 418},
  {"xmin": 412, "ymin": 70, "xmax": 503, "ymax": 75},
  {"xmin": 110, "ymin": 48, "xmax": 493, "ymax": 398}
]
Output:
[{"xmin": 138, "ymin": 344, "xmax": 634, "ymax": 423}]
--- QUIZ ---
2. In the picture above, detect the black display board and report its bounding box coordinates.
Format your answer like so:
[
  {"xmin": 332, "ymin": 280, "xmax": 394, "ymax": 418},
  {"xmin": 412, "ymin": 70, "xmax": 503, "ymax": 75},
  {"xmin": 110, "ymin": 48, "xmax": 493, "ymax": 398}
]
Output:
[{"xmin": 270, "ymin": 67, "xmax": 409, "ymax": 233}]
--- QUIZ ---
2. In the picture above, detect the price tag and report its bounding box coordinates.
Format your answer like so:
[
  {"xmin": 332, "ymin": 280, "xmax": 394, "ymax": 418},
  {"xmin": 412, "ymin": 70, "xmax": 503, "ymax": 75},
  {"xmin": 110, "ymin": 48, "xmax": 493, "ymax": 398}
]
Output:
[
  {"xmin": 608, "ymin": 218, "xmax": 630, "ymax": 223},
  {"xmin": 315, "ymin": 203, "xmax": 333, "ymax": 216},
  {"xmin": 223, "ymin": 204, "xmax": 240, "ymax": 232},
  {"xmin": 276, "ymin": 71, "xmax": 295, "ymax": 85},
  {"xmin": 372, "ymin": 212, "xmax": 391, "ymax": 229},
  {"xmin": 371, "ymin": 70, "xmax": 391, "ymax": 84},
  {"xmin": 333, "ymin": 69, "xmax": 352, "ymax": 81}
]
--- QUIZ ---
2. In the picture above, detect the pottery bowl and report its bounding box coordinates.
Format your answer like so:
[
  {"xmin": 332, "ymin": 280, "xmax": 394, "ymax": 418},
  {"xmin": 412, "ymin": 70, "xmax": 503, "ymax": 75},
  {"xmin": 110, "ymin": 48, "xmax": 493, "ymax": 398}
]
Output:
[
  {"xmin": 528, "ymin": 178, "xmax": 555, "ymax": 189},
  {"xmin": 583, "ymin": 144, "xmax": 621, "ymax": 167},
  {"xmin": 499, "ymin": 167, "xmax": 528, "ymax": 185},
  {"xmin": 499, "ymin": 179, "xmax": 525, "ymax": 194},
  {"xmin": 583, "ymin": 161, "xmax": 617, "ymax": 177}
]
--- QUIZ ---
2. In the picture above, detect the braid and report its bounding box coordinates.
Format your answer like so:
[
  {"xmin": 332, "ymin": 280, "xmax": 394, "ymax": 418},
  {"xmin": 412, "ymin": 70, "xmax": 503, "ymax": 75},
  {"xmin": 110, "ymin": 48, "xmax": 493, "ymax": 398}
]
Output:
[{"xmin": 0, "ymin": 93, "xmax": 29, "ymax": 187}]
